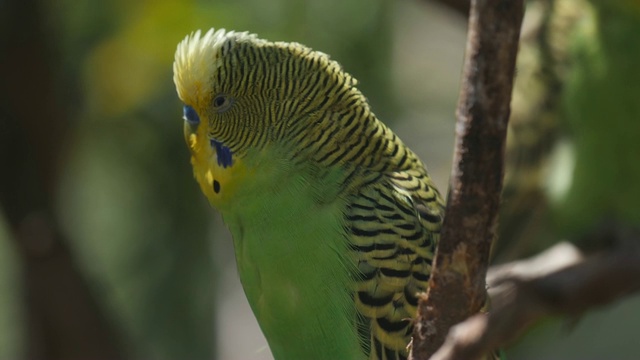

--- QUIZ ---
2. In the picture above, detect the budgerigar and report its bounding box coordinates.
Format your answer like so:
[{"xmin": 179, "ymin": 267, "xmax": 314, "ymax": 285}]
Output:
[{"xmin": 173, "ymin": 28, "xmax": 444, "ymax": 360}]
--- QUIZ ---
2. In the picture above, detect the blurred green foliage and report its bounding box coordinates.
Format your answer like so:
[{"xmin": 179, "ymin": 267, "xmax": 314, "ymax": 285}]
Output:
[
  {"xmin": 555, "ymin": 0, "xmax": 640, "ymax": 236},
  {"xmin": 0, "ymin": 218, "xmax": 21, "ymax": 359},
  {"xmin": 1, "ymin": 0, "xmax": 398, "ymax": 358},
  {"xmin": 4, "ymin": 0, "xmax": 638, "ymax": 358},
  {"xmin": 500, "ymin": 0, "xmax": 640, "ymax": 253},
  {"xmin": 501, "ymin": 0, "xmax": 640, "ymax": 358}
]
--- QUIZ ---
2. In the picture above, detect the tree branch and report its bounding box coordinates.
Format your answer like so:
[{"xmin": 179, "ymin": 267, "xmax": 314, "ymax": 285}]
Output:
[
  {"xmin": 429, "ymin": 237, "xmax": 640, "ymax": 359},
  {"xmin": 411, "ymin": 0, "xmax": 524, "ymax": 358}
]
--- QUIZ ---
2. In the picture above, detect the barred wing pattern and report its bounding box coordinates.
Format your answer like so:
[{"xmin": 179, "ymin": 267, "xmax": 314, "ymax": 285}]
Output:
[{"xmin": 348, "ymin": 169, "xmax": 444, "ymax": 360}]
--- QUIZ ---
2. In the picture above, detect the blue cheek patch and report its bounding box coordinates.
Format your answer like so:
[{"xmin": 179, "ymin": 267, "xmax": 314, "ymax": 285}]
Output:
[
  {"xmin": 183, "ymin": 105, "xmax": 200, "ymax": 125},
  {"xmin": 210, "ymin": 139, "xmax": 233, "ymax": 168}
]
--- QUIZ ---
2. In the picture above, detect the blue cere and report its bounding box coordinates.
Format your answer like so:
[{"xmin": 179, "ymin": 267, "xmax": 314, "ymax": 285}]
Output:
[
  {"xmin": 183, "ymin": 105, "xmax": 200, "ymax": 125},
  {"xmin": 210, "ymin": 139, "xmax": 233, "ymax": 168}
]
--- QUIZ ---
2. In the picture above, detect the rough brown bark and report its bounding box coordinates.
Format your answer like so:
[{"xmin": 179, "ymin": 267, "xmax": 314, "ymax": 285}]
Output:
[
  {"xmin": 0, "ymin": 0, "xmax": 126, "ymax": 358},
  {"xmin": 411, "ymin": 0, "xmax": 524, "ymax": 358},
  {"xmin": 430, "ymin": 236, "xmax": 640, "ymax": 359}
]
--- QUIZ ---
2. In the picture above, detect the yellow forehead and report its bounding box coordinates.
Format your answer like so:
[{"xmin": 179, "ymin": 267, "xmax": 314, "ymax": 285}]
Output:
[{"xmin": 173, "ymin": 28, "xmax": 256, "ymax": 107}]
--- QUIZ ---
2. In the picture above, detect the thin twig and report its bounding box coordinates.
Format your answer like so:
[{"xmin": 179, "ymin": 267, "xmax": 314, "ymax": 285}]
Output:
[{"xmin": 411, "ymin": 0, "xmax": 524, "ymax": 358}]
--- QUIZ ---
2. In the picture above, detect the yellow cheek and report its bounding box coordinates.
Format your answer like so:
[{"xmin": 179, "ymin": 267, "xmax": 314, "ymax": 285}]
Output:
[{"xmin": 188, "ymin": 133, "xmax": 250, "ymax": 209}]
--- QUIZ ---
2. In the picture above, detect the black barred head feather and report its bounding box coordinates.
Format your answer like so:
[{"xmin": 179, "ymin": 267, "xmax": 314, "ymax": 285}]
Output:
[
  {"xmin": 173, "ymin": 28, "xmax": 258, "ymax": 106},
  {"xmin": 173, "ymin": 28, "xmax": 361, "ymax": 156}
]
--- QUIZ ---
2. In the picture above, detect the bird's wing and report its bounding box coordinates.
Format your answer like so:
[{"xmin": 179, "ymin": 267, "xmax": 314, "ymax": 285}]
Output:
[{"xmin": 347, "ymin": 168, "xmax": 444, "ymax": 360}]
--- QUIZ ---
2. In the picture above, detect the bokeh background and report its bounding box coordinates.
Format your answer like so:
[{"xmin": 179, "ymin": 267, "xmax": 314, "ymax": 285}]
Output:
[{"xmin": 1, "ymin": 0, "xmax": 639, "ymax": 359}]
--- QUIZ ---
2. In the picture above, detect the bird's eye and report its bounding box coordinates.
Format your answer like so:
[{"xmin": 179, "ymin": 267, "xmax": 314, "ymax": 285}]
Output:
[
  {"xmin": 212, "ymin": 94, "xmax": 234, "ymax": 113},
  {"xmin": 183, "ymin": 105, "xmax": 200, "ymax": 125}
]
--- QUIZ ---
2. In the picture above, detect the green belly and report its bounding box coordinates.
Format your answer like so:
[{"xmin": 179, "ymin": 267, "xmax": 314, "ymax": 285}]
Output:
[{"xmin": 222, "ymin": 171, "xmax": 364, "ymax": 359}]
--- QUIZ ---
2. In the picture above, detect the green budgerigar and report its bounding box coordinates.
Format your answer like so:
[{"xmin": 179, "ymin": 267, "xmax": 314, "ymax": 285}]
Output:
[{"xmin": 173, "ymin": 28, "xmax": 444, "ymax": 360}]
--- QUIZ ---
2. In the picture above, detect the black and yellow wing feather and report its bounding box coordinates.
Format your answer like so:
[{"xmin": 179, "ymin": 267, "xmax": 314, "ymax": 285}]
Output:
[{"xmin": 347, "ymin": 166, "xmax": 444, "ymax": 359}]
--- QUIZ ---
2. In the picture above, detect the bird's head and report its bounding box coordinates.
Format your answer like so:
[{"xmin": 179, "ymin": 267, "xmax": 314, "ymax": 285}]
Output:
[{"xmin": 173, "ymin": 28, "xmax": 360, "ymax": 208}]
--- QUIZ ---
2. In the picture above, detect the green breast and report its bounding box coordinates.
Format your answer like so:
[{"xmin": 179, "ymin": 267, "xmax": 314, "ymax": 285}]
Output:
[{"xmin": 220, "ymin": 151, "xmax": 364, "ymax": 360}]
